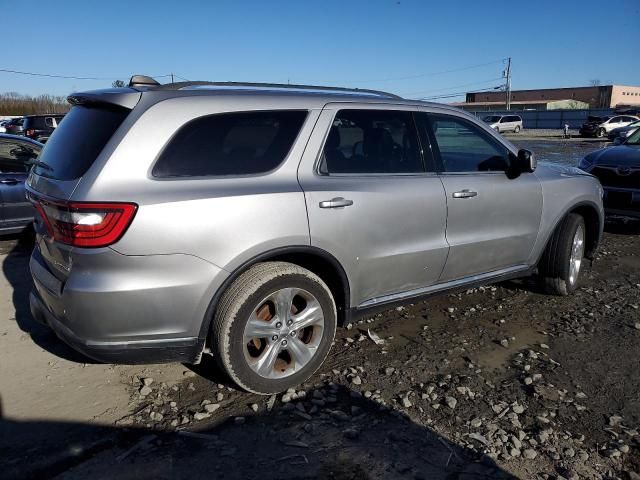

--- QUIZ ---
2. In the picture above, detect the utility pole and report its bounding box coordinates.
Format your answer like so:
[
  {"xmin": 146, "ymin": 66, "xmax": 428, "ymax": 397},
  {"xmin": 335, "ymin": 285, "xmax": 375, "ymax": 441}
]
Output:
[
  {"xmin": 504, "ymin": 57, "xmax": 512, "ymax": 111},
  {"xmin": 171, "ymin": 73, "xmax": 174, "ymax": 84}
]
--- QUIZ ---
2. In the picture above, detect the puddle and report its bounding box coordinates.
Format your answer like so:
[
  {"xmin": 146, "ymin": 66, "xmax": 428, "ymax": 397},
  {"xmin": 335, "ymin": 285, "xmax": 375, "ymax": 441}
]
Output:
[{"xmin": 472, "ymin": 327, "xmax": 546, "ymax": 371}]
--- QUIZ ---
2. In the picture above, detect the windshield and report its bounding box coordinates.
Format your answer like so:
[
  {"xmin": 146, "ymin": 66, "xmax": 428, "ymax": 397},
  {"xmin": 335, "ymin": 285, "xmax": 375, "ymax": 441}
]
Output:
[
  {"xmin": 625, "ymin": 128, "xmax": 640, "ymax": 145},
  {"xmin": 33, "ymin": 105, "xmax": 129, "ymax": 180},
  {"xmin": 483, "ymin": 116, "xmax": 501, "ymax": 123}
]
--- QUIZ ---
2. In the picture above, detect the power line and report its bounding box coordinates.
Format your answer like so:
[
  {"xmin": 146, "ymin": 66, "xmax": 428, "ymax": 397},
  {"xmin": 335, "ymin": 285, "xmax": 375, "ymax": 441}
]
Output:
[
  {"xmin": 401, "ymin": 77, "xmax": 504, "ymax": 97},
  {"xmin": 419, "ymin": 86, "xmax": 502, "ymax": 101},
  {"xmin": 0, "ymin": 67, "xmax": 173, "ymax": 81},
  {"xmin": 313, "ymin": 58, "xmax": 507, "ymax": 85}
]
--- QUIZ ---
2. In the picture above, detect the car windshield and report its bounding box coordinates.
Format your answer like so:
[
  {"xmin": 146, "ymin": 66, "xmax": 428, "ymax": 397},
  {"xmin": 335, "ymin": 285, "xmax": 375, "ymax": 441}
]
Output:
[
  {"xmin": 625, "ymin": 128, "xmax": 640, "ymax": 145},
  {"xmin": 483, "ymin": 116, "xmax": 501, "ymax": 123}
]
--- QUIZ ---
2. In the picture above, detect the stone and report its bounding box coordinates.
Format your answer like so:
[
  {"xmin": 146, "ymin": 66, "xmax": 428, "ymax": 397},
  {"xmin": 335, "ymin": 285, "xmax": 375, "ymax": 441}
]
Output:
[
  {"xmin": 351, "ymin": 375, "xmax": 362, "ymax": 385},
  {"xmin": 216, "ymin": 392, "xmax": 224, "ymax": 402},
  {"xmin": 401, "ymin": 397, "xmax": 412, "ymax": 408},
  {"xmin": 193, "ymin": 412, "xmax": 211, "ymax": 421},
  {"xmin": 445, "ymin": 396, "xmax": 457, "ymax": 409},
  {"xmin": 523, "ymin": 449, "xmax": 537, "ymax": 459},
  {"xmin": 609, "ymin": 415, "xmax": 623, "ymax": 426},
  {"xmin": 281, "ymin": 393, "xmax": 294, "ymax": 403},
  {"xmin": 540, "ymin": 343, "xmax": 549, "ymax": 349},
  {"xmin": 470, "ymin": 418, "xmax": 482, "ymax": 428},
  {"xmin": 500, "ymin": 339, "xmax": 510, "ymax": 348},
  {"xmin": 250, "ymin": 403, "xmax": 259, "ymax": 413},
  {"xmin": 139, "ymin": 385, "xmax": 152, "ymax": 396},
  {"xmin": 524, "ymin": 377, "xmax": 533, "ymax": 385},
  {"xmin": 384, "ymin": 367, "xmax": 395, "ymax": 376},
  {"xmin": 512, "ymin": 404, "xmax": 525, "ymax": 414},
  {"xmin": 142, "ymin": 378, "xmax": 154, "ymax": 386},
  {"xmin": 204, "ymin": 403, "xmax": 220, "ymax": 413}
]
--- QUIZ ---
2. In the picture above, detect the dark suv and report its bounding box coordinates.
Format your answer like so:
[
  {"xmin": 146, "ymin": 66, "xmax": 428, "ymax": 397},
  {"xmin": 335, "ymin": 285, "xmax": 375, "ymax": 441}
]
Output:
[{"xmin": 23, "ymin": 114, "xmax": 65, "ymax": 142}]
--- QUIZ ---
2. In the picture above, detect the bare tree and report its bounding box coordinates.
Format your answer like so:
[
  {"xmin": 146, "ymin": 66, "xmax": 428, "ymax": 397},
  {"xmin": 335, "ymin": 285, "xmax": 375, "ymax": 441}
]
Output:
[
  {"xmin": 589, "ymin": 79, "xmax": 601, "ymax": 87},
  {"xmin": 0, "ymin": 92, "xmax": 70, "ymax": 116},
  {"xmin": 112, "ymin": 80, "xmax": 126, "ymax": 88}
]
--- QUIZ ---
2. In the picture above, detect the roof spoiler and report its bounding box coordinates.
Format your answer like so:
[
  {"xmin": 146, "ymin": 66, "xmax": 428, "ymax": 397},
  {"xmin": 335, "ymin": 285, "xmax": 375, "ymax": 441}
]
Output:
[{"xmin": 67, "ymin": 89, "xmax": 142, "ymax": 110}]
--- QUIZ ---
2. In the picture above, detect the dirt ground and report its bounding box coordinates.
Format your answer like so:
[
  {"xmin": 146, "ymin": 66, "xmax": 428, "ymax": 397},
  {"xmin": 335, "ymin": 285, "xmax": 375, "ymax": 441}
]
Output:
[{"xmin": 1, "ymin": 140, "xmax": 639, "ymax": 480}]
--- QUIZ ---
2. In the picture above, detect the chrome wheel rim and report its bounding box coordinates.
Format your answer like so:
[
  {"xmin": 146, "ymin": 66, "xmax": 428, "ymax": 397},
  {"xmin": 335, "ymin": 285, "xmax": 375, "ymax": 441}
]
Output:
[
  {"xmin": 569, "ymin": 225, "xmax": 585, "ymax": 286},
  {"xmin": 243, "ymin": 288, "xmax": 324, "ymax": 379}
]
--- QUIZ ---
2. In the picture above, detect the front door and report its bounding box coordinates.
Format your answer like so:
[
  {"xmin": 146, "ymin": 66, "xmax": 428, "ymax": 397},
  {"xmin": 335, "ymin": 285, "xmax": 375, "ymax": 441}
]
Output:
[
  {"xmin": 419, "ymin": 112, "xmax": 542, "ymax": 282},
  {"xmin": 298, "ymin": 106, "xmax": 449, "ymax": 307}
]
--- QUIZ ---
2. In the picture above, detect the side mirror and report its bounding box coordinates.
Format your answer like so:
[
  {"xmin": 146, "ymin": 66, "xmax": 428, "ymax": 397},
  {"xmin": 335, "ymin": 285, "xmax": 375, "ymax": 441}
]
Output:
[
  {"xmin": 516, "ymin": 149, "xmax": 536, "ymax": 173},
  {"xmin": 613, "ymin": 137, "xmax": 624, "ymax": 145}
]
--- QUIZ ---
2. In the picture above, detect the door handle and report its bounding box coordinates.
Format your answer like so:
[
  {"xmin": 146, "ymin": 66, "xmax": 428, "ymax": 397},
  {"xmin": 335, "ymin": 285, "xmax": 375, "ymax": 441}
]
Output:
[
  {"xmin": 319, "ymin": 197, "xmax": 354, "ymax": 209},
  {"xmin": 0, "ymin": 179, "xmax": 20, "ymax": 185},
  {"xmin": 452, "ymin": 189, "xmax": 477, "ymax": 199}
]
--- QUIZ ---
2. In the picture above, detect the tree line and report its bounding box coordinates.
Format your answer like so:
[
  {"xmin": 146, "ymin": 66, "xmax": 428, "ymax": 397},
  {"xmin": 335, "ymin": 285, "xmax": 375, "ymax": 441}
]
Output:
[{"xmin": 0, "ymin": 92, "xmax": 70, "ymax": 116}]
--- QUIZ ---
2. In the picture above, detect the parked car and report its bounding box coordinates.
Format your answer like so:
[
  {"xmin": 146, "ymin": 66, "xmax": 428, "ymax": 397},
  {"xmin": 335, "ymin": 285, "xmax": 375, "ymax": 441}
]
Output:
[
  {"xmin": 27, "ymin": 79, "xmax": 603, "ymax": 394},
  {"xmin": 22, "ymin": 114, "xmax": 65, "ymax": 142},
  {"xmin": 579, "ymin": 128, "xmax": 640, "ymax": 218},
  {"xmin": 579, "ymin": 115, "xmax": 639, "ymax": 138},
  {"xmin": 608, "ymin": 119, "xmax": 640, "ymax": 141},
  {"xmin": 3, "ymin": 117, "xmax": 24, "ymax": 136},
  {"xmin": 0, "ymin": 134, "xmax": 42, "ymax": 235},
  {"xmin": 482, "ymin": 114, "xmax": 523, "ymax": 133},
  {"xmin": 0, "ymin": 119, "xmax": 10, "ymax": 133}
]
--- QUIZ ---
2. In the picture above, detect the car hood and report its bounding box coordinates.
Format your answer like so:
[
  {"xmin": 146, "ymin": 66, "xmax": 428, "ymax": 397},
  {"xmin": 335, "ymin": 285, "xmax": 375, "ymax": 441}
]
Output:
[
  {"xmin": 536, "ymin": 161, "xmax": 594, "ymax": 178},
  {"xmin": 585, "ymin": 145, "xmax": 640, "ymax": 167}
]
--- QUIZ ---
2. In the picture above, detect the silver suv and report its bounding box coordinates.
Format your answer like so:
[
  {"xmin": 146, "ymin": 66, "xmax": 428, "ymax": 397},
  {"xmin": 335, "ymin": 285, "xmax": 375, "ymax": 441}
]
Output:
[{"xmin": 27, "ymin": 77, "xmax": 604, "ymax": 394}]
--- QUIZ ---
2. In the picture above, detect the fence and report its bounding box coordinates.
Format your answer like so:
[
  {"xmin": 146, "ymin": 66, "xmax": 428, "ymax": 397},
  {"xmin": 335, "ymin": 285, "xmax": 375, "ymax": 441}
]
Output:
[{"xmin": 468, "ymin": 109, "xmax": 615, "ymax": 129}]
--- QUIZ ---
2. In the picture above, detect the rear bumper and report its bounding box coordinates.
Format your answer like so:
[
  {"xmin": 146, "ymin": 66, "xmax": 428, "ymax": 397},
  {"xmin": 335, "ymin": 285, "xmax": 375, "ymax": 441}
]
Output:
[
  {"xmin": 29, "ymin": 246, "xmax": 228, "ymax": 364},
  {"xmin": 30, "ymin": 290, "xmax": 201, "ymax": 363}
]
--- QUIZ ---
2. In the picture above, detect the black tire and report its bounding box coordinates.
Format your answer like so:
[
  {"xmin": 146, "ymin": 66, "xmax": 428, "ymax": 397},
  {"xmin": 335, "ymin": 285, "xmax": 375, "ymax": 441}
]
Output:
[
  {"xmin": 514, "ymin": 125, "xmax": 521, "ymax": 133},
  {"xmin": 538, "ymin": 213, "xmax": 586, "ymax": 296},
  {"xmin": 596, "ymin": 128, "xmax": 606, "ymax": 138},
  {"xmin": 211, "ymin": 262, "xmax": 337, "ymax": 394}
]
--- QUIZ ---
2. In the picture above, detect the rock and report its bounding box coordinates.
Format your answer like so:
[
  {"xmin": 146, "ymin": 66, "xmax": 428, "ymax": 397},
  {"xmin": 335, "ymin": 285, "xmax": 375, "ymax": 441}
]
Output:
[
  {"xmin": 510, "ymin": 435, "xmax": 522, "ymax": 450},
  {"xmin": 540, "ymin": 343, "xmax": 549, "ymax": 349},
  {"xmin": 216, "ymin": 392, "xmax": 224, "ymax": 402},
  {"xmin": 139, "ymin": 386, "xmax": 152, "ymax": 396},
  {"xmin": 169, "ymin": 401, "xmax": 177, "ymax": 408},
  {"xmin": 609, "ymin": 415, "xmax": 623, "ymax": 426},
  {"xmin": 635, "ymin": 322, "xmax": 640, "ymax": 330},
  {"xmin": 282, "ymin": 393, "xmax": 294, "ymax": 403},
  {"xmin": 266, "ymin": 395, "xmax": 276, "ymax": 412},
  {"xmin": 509, "ymin": 448, "xmax": 521, "ymax": 457},
  {"xmin": 512, "ymin": 404, "xmax": 525, "ymax": 414},
  {"xmin": 142, "ymin": 377, "xmax": 154, "ymax": 386},
  {"xmin": 523, "ymin": 449, "xmax": 537, "ymax": 459},
  {"xmin": 182, "ymin": 370, "xmax": 196, "ymax": 378},
  {"xmin": 351, "ymin": 375, "xmax": 362, "ymax": 385},
  {"xmin": 250, "ymin": 403, "xmax": 259, "ymax": 413},
  {"xmin": 619, "ymin": 444, "xmax": 629, "ymax": 453},
  {"xmin": 343, "ymin": 428, "xmax": 359, "ymax": 440},
  {"xmin": 401, "ymin": 397, "xmax": 412, "ymax": 408},
  {"xmin": 564, "ymin": 447, "xmax": 575, "ymax": 458},
  {"xmin": 384, "ymin": 367, "xmax": 395, "ymax": 376},
  {"xmin": 470, "ymin": 418, "xmax": 482, "ymax": 428},
  {"xmin": 524, "ymin": 377, "xmax": 533, "ymax": 385},
  {"xmin": 204, "ymin": 403, "xmax": 220, "ymax": 413},
  {"xmin": 500, "ymin": 339, "xmax": 510, "ymax": 348},
  {"xmin": 445, "ymin": 396, "xmax": 457, "ymax": 409},
  {"xmin": 193, "ymin": 412, "xmax": 211, "ymax": 421},
  {"xmin": 170, "ymin": 419, "xmax": 179, "ymax": 427}
]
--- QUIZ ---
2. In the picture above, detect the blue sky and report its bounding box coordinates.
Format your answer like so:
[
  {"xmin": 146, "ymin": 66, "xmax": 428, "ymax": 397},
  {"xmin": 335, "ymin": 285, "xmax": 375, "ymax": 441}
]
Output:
[{"xmin": 1, "ymin": 0, "xmax": 639, "ymax": 101}]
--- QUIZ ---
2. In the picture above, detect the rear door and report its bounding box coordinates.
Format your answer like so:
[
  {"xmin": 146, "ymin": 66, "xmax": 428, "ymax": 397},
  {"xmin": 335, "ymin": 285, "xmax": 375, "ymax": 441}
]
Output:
[
  {"xmin": 0, "ymin": 138, "xmax": 39, "ymax": 227},
  {"xmin": 419, "ymin": 112, "xmax": 542, "ymax": 281},
  {"xmin": 298, "ymin": 105, "xmax": 449, "ymax": 308}
]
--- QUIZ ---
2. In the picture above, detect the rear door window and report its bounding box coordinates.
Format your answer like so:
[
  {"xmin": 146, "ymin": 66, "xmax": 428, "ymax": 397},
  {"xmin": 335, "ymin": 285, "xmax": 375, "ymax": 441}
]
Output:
[
  {"xmin": 33, "ymin": 105, "xmax": 130, "ymax": 180},
  {"xmin": 0, "ymin": 140, "xmax": 40, "ymax": 173},
  {"xmin": 153, "ymin": 110, "xmax": 307, "ymax": 178},
  {"xmin": 319, "ymin": 109, "xmax": 425, "ymax": 174}
]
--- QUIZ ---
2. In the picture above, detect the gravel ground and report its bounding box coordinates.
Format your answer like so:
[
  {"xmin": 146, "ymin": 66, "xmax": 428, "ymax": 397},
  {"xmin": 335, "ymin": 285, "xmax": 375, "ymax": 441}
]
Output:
[{"xmin": 1, "ymin": 141, "xmax": 639, "ymax": 480}]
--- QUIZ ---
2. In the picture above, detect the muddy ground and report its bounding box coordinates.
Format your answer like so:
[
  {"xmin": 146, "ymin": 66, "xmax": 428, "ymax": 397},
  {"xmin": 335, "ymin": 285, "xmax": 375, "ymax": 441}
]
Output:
[{"xmin": 1, "ymin": 140, "xmax": 639, "ymax": 480}]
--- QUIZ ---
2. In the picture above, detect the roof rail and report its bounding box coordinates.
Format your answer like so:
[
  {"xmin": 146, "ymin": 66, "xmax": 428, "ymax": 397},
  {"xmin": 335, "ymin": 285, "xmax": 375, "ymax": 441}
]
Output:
[{"xmin": 152, "ymin": 80, "xmax": 403, "ymax": 99}]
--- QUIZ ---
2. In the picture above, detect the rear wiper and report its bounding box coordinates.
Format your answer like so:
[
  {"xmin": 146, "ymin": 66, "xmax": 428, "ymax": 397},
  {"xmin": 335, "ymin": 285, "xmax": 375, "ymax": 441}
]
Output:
[{"xmin": 32, "ymin": 160, "xmax": 53, "ymax": 171}]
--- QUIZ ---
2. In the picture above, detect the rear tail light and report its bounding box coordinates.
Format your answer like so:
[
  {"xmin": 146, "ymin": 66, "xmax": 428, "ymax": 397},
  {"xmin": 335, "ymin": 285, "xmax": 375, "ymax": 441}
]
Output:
[
  {"xmin": 25, "ymin": 129, "xmax": 36, "ymax": 137},
  {"xmin": 29, "ymin": 195, "xmax": 137, "ymax": 248}
]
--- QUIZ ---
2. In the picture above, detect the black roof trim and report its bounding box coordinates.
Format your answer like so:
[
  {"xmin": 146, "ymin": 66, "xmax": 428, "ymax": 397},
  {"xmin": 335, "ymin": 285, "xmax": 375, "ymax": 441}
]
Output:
[{"xmin": 152, "ymin": 81, "xmax": 403, "ymax": 99}]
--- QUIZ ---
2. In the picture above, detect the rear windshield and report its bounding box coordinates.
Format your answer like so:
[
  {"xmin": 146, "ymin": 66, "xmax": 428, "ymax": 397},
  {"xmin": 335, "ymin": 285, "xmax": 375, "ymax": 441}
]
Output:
[{"xmin": 33, "ymin": 105, "xmax": 129, "ymax": 180}]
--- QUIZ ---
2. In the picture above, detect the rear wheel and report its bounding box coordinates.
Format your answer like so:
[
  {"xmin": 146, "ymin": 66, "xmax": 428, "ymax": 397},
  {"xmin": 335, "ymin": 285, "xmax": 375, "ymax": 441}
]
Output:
[
  {"xmin": 211, "ymin": 262, "xmax": 337, "ymax": 394},
  {"xmin": 514, "ymin": 125, "xmax": 521, "ymax": 133},
  {"xmin": 596, "ymin": 128, "xmax": 606, "ymax": 138},
  {"xmin": 538, "ymin": 213, "xmax": 586, "ymax": 296}
]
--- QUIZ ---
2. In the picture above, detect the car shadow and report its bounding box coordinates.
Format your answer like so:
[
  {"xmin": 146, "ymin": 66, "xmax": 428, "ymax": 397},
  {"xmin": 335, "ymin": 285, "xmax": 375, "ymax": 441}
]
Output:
[
  {"xmin": 1, "ymin": 234, "xmax": 97, "ymax": 364},
  {"xmin": 0, "ymin": 385, "xmax": 517, "ymax": 480},
  {"xmin": 604, "ymin": 217, "xmax": 640, "ymax": 235}
]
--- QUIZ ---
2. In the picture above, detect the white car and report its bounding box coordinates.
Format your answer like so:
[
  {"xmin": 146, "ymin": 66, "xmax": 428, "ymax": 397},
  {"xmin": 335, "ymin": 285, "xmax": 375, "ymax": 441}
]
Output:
[
  {"xmin": 0, "ymin": 120, "xmax": 8, "ymax": 133},
  {"xmin": 580, "ymin": 115, "xmax": 640, "ymax": 138},
  {"xmin": 483, "ymin": 114, "xmax": 523, "ymax": 133}
]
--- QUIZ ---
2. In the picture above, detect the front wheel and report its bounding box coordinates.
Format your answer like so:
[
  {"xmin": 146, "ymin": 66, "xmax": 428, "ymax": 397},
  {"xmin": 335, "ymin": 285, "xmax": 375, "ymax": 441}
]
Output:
[
  {"xmin": 596, "ymin": 128, "xmax": 606, "ymax": 138},
  {"xmin": 538, "ymin": 213, "xmax": 586, "ymax": 296},
  {"xmin": 211, "ymin": 262, "xmax": 337, "ymax": 394},
  {"xmin": 514, "ymin": 125, "xmax": 521, "ymax": 133}
]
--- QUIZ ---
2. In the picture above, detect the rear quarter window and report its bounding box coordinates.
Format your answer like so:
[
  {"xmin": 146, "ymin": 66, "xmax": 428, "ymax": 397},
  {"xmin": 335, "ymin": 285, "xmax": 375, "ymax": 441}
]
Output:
[
  {"xmin": 152, "ymin": 110, "xmax": 307, "ymax": 178},
  {"xmin": 33, "ymin": 105, "xmax": 129, "ymax": 180}
]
